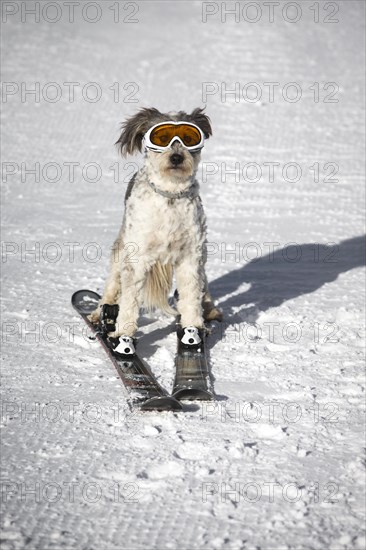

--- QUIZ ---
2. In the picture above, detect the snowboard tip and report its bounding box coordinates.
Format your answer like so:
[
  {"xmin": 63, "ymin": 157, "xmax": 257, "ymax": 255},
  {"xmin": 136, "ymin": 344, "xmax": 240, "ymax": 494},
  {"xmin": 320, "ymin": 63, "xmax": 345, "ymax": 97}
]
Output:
[
  {"xmin": 140, "ymin": 396, "xmax": 183, "ymax": 412},
  {"xmin": 173, "ymin": 388, "xmax": 214, "ymax": 401}
]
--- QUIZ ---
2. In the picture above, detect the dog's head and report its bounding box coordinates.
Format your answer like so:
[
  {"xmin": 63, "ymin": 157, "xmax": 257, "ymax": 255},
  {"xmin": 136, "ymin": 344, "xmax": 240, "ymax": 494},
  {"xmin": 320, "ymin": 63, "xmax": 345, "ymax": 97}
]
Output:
[{"xmin": 116, "ymin": 107, "xmax": 212, "ymax": 183}]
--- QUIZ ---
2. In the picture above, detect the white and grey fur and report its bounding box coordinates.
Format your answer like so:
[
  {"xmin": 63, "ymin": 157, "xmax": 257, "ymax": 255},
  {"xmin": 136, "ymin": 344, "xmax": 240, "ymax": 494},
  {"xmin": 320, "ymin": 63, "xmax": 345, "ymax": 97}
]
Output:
[{"xmin": 89, "ymin": 107, "xmax": 222, "ymax": 337}]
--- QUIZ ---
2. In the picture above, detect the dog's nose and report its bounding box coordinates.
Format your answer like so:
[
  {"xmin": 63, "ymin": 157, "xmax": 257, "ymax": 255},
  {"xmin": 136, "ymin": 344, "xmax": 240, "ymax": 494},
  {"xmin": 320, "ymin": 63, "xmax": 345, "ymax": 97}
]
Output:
[{"xmin": 170, "ymin": 153, "xmax": 184, "ymax": 166}]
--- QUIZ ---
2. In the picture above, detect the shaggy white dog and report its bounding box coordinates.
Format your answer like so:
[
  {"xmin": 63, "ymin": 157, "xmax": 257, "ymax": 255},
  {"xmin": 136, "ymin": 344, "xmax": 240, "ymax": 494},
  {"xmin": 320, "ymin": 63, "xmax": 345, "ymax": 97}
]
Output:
[{"xmin": 90, "ymin": 107, "xmax": 222, "ymax": 337}]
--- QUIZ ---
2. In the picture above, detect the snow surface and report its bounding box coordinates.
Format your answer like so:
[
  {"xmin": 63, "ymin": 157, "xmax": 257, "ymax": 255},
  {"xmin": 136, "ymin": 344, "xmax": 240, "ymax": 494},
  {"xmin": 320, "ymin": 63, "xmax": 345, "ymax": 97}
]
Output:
[{"xmin": 1, "ymin": 1, "xmax": 365, "ymax": 549}]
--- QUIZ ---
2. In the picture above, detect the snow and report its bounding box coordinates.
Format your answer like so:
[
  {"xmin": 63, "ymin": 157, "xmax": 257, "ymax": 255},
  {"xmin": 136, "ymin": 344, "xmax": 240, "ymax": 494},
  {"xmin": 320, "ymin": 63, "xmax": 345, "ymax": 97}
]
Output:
[{"xmin": 1, "ymin": 1, "xmax": 365, "ymax": 548}]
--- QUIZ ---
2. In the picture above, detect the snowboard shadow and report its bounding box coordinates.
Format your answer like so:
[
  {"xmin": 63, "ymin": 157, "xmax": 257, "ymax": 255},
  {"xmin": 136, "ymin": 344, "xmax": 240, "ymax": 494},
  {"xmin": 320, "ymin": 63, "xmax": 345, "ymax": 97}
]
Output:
[{"xmin": 209, "ymin": 234, "xmax": 365, "ymax": 331}]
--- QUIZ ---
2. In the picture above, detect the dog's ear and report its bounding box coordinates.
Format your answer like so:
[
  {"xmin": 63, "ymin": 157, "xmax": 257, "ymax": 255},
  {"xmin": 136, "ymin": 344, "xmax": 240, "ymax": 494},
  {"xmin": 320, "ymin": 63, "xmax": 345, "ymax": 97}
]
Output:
[
  {"xmin": 188, "ymin": 108, "xmax": 212, "ymax": 139},
  {"xmin": 116, "ymin": 108, "xmax": 162, "ymax": 156}
]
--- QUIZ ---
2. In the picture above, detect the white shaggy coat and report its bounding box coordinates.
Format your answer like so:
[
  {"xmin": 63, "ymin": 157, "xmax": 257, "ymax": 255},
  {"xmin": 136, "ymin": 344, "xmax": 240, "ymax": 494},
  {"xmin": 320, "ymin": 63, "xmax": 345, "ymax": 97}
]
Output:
[{"xmin": 90, "ymin": 108, "xmax": 221, "ymax": 337}]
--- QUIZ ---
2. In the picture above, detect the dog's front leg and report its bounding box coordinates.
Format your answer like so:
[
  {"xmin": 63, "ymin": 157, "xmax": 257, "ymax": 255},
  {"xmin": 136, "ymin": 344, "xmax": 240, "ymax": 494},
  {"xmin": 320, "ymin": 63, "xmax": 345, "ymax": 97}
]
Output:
[
  {"xmin": 109, "ymin": 262, "xmax": 147, "ymax": 338},
  {"xmin": 88, "ymin": 235, "xmax": 122, "ymax": 323},
  {"xmin": 175, "ymin": 258, "xmax": 204, "ymax": 328}
]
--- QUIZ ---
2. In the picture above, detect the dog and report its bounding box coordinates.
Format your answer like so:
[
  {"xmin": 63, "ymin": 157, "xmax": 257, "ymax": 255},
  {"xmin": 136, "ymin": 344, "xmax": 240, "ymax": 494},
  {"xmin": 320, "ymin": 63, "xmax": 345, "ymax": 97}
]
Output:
[{"xmin": 89, "ymin": 107, "xmax": 222, "ymax": 338}]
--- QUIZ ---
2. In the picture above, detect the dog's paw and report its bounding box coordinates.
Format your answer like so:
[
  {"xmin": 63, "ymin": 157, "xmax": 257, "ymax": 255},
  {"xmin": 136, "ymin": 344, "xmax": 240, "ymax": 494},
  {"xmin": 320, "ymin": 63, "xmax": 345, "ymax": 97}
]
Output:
[
  {"xmin": 88, "ymin": 306, "xmax": 101, "ymax": 324},
  {"xmin": 107, "ymin": 329, "xmax": 121, "ymax": 338},
  {"xmin": 108, "ymin": 329, "xmax": 135, "ymax": 339},
  {"xmin": 108, "ymin": 319, "xmax": 136, "ymax": 339},
  {"xmin": 203, "ymin": 305, "xmax": 223, "ymax": 322}
]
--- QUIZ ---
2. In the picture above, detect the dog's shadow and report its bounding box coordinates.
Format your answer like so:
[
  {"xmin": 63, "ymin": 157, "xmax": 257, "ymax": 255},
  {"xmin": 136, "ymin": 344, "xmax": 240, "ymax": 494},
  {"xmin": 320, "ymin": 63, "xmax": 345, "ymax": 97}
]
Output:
[
  {"xmin": 135, "ymin": 234, "xmax": 365, "ymax": 403},
  {"xmin": 210, "ymin": 234, "xmax": 365, "ymax": 330},
  {"xmin": 139, "ymin": 234, "xmax": 365, "ymax": 361}
]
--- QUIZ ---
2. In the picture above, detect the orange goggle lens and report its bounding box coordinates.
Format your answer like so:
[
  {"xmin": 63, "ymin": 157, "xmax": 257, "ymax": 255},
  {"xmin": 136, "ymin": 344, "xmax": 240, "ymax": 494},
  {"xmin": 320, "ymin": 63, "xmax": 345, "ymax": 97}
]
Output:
[{"xmin": 150, "ymin": 123, "xmax": 203, "ymax": 148}]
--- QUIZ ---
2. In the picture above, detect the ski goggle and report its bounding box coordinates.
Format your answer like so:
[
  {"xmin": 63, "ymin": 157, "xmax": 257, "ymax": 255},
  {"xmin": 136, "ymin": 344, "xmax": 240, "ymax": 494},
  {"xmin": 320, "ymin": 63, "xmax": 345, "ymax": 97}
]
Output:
[{"xmin": 143, "ymin": 121, "xmax": 205, "ymax": 152}]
